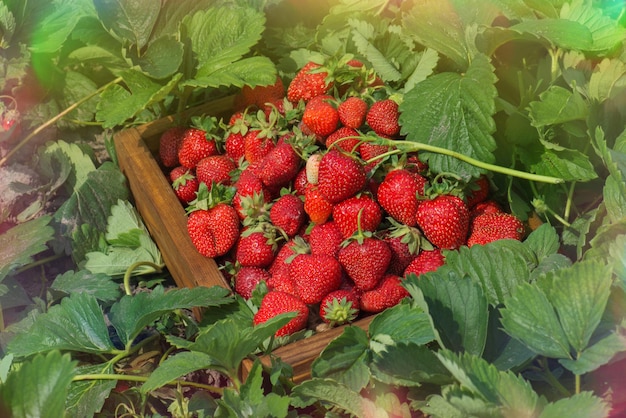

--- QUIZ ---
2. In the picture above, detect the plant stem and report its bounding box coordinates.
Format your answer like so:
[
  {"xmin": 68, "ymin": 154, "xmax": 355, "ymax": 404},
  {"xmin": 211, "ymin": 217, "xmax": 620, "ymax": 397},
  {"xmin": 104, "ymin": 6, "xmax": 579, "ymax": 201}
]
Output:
[
  {"xmin": 0, "ymin": 76, "xmax": 123, "ymax": 168},
  {"xmin": 380, "ymin": 138, "xmax": 564, "ymax": 184},
  {"xmin": 539, "ymin": 358, "xmax": 571, "ymax": 397},
  {"xmin": 123, "ymin": 261, "xmax": 163, "ymax": 296},
  {"xmin": 72, "ymin": 373, "xmax": 224, "ymax": 395},
  {"xmin": 13, "ymin": 253, "xmax": 65, "ymax": 275}
]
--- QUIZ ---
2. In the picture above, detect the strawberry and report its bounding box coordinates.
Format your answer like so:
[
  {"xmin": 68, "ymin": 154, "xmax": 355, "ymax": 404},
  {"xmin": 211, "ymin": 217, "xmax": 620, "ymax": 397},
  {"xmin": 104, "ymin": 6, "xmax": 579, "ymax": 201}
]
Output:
[
  {"xmin": 415, "ymin": 194, "xmax": 469, "ymax": 250},
  {"xmin": 253, "ymin": 291, "xmax": 309, "ymax": 337},
  {"xmin": 467, "ymin": 212, "xmax": 525, "ymax": 247},
  {"xmin": 195, "ymin": 155, "xmax": 236, "ymax": 187},
  {"xmin": 358, "ymin": 142, "xmax": 392, "ymax": 171},
  {"xmin": 380, "ymin": 222, "xmax": 425, "ymax": 276},
  {"xmin": 465, "ymin": 175, "xmax": 490, "ymax": 208},
  {"xmin": 178, "ymin": 121, "xmax": 220, "ymax": 169},
  {"xmin": 170, "ymin": 166, "xmax": 199, "ymax": 204},
  {"xmin": 224, "ymin": 131, "xmax": 246, "ymax": 164},
  {"xmin": 239, "ymin": 76, "xmax": 285, "ymax": 109},
  {"xmin": 309, "ymin": 221, "xmax": 343, "ymax": 258},
  {"xmin": 338, "ymin": 236, "xmax": 391, "ymax": 291},
  {"xmin": 269, "ymin": 193, "xmax": 306, "ymax": 238},
  {"xmin": 317, "ymin": 150, "xmax": 366, "ymax": 204},
  {"xmin": 470, "ymin": 199, "xmax": 503, "ymax": 220},
  {"xmin": 232, "ymin": 169, "xmax": 272, "ymax": 220},
  {"xmin": 235, "ymin": 228, "xmax": 278, "ymax": 269},
  {"xmin": 269, "ymin": 236, "xmax": 309, "ymax": 276},
  {"xmin": 366, "ymin": 99, "xmax": 400, "ymax": 137},
  {"xmin": 289, "ymin": 253, "xmax": 343, "ymax": 304},
  {"xmin": 258, "ymin": 141, "xmax": 301, "ymax": 188},
  {"xmin": 325, "ymin": 126, "xmax": 360, "ymax": 154},
  {"xmin": 187, "ymin": 203, "xmax": 240, "ymax": 258},
  {"xmin": 302, "ymin": 95, "xmax": 339, "ymax": 137},
  {"xmin": 403, "ymin": 249, "xmax": 445, "ymax": 278},
  {"xmin": 338, "ymin": 96, "xmax": 368, "ymax": 129},
  {"xmin": 303, "ymin": 184, "xmax": 333, "ymax": 224},
  {"xmin": 267, "ymin": 268, "xmax": 298, "ymax": 296},
  {"xmin": 332, "ymin": 195, "xmax": 382, "ymax": 239},
  {"xmin": 159, "ymin": 126, "xmax": 186, "ymax": 167},
  {"xmin": 319, "ymin": 289, "xmax": 360, "ymax": 326},
  {"xmin": 234, "ymin": 266, "xmax": 271, "ymax": 299},
  {"xmin": 243, "ymin": 129, "xmax": 276, "ymax": 164},
  {"xmin": 293, "ymin": 167, "xmax": 310, "ymax": 196},
  {"xmin": 376, "ymin": 168, "xmax": 427, "ymax": 226},
  {"xmin": 360, "ymin": 274, "xmax": 409, "ymax": 313},
  {"xmin": 287, "ymin": 61, "xmax": 332, "ymax": 103}
]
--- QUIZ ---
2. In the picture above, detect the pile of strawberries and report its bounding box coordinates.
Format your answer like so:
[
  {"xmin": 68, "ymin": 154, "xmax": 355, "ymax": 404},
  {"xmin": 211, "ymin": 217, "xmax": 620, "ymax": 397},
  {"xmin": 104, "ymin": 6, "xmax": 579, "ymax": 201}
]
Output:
[{"xmin": 158, "ymin": 58, "xmax": 525, "ymax": 337}]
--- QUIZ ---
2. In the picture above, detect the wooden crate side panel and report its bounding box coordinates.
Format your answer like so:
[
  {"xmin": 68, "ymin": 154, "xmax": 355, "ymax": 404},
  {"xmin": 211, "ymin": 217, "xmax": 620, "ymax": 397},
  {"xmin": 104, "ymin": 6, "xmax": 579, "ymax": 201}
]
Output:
[
  {"xmin": 240, "ymin": 315, "xmax": 375, "ymax": 383},
  {"xmin": 113, "ymin": 127, "xmax": 230, "ymax": 290}
]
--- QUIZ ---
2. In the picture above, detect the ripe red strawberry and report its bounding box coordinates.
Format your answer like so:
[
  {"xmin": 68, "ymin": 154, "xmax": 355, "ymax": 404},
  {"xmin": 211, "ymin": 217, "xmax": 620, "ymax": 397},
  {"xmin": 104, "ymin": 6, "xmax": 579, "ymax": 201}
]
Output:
[
  {"xmin": 465, "ymin": 175, "xmax": 490, "ymax": 208},
  {"xmin": 269, "ymin": 236, "xmax": 309, "ymax": 276},
  {"xmin": 302, "ymin": 95, "xmax": 339, "ymax": 137},
  {"xmin": 187, "ymin": 203, "xmax": 240, "ymax": 258},
  {"xmin": 303, "ymin": 185, "xmax": 333, "ymax": 224},
  {"xmin": 289, "ymin": 253, "xmax": 343, "ymax": 304},
  {"xmin": 332, "ymin": 195, "xmax": 382, "ymax": 239},
  {"xmin": 317, "ymin": 150, "xmax": 366, "ymax": 204},
  {"xmin": 232, "ymin": 169, "xmax": 272, "ymax": 220},
  {"xmin": 416, "ymin": 195, "xmax": 469, "ymax": 250},
  {"xmin": 380, "ymin": 223, "xmax": 424, "ymax": 276},
  {"xmin": 309, "ymin": 221, "xmax": 343, "ymax": 258},
  {"xmin": 270, "ymin": 194, "xmax": 306, "ymax": 238},
  {"xmin": 258, "ymin": 141, "xmax": 301, "ymax": 188},
  {"xmin": 338, "ymin": 97, "xmax": 367, "ymax": 129},
  {"xmin": 235, "ymin": 228, "xmax": 278, "ymax": 268},
  {"xmin": 325, "ymin": 126, "xmax": 360, "ymax": 153},
  {"xmin": 360, "ymin": 274, "xmax": 409, "ymax": 313},
  {"xmin": 470, "ymin": 200, "xmax": 503, "ymax": 220},
  {"xmin": 320, "ymin": 289, "xmax": 360, "ymax": 326},
  {"xmin": 338, "ymin": 236, "xmax": 391, "ymax": 291},
  {"xmin": 195, "ymin": 155, "xmax": 236, "ymax": 187},
  {"xmin": 225, "ymin": 131, "xmax": 246, "ymax": 164},
  {"xmin": 178, "ymin": 127, "xmax": 219, "ymax": 169},
  {"xmin": 267, "ymin": 268, "xmax": 298, "ymax": 296},
  {"xmin": 404, "ymin": 249, "xmax": 445, "ymax": 278},
  {"xmin": 366, "ymin": 99, "xmax": 400, "ymax": 137},
  {"xmin": 376, "ymin": 169, "xmax": 427, "ymax": 226},
  {"xmin": 467, "ymin": 212, "xmax": 525, "ymax": 247},
  {"xmin": 293, "ymin": 167, "xmax": 310, "ymax": 196},
  {"xmin": 234, "ymin": 266, "xmax": 271, "ymax": 299},
  {"xmin": 253, "ymin": 291, "xmax": 309, "ymax": 337},
  {"xmin": 287, "ymin": 61, "xmax": 332, "ymax": 103},
  {"xmin": 159, "ymin": 126, "xmax": 186, "ymax": 167},
  {"xmin": 358, "ymin": 142, "xmax": 392, "ymax": 171},
  {"xmin": 243, "ymin": 129, "xmax": 276, "ymax": 164},
  {"xmin": 239, "ymin": 76, "xmax": 285, "ymax": 109},
  {"xmin": 169, "ymin": 166, "xmax": 199, "ymax": 204}
]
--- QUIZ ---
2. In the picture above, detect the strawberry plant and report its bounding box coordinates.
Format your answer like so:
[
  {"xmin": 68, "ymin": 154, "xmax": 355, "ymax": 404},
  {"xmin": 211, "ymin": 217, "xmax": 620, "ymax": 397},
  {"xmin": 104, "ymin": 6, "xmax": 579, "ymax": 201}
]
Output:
[{"xmin": 1, "ymin": 0, "xmax": 626, "ymax": 417}]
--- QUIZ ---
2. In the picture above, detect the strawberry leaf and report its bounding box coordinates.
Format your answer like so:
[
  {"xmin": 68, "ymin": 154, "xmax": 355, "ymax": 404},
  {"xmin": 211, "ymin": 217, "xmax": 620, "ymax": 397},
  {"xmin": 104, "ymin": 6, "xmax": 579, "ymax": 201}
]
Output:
[
  {"xmin": 50, "ymin": 270, "xmax": 121, "ymax": 303},
  {"xmin": 6, "ymin": 292, "xmax": 115, "ymax": 357},
  {"xmin": 125, "ymin": 35, "xmax": 184, "ymax": 79},
  {"xmin": 141, "ymin": 351, "xmax": 214, "ymax": 393},
  {"xmin": 371, "ymin": 343, "xmax": 451, "ymax": 387},
  {"xmin": 93, "ymin": 0, "xmax": 160, "ymax": 50},
  {"xmin": 528, "ymin": 86, "xmax": 588, "ymax": 127},
  {"xmin": 66, "ymin": 363, "xmax": 116, "ymax": 418},
  {"xmin": 291, "ymin": 378, "xmax": 369, "ymax": 417},
  {"xmin": 559, "ymin": 329, "xmax": 626, "ymax": 375},
  {"xmin": 108, "ymin": 285, "xmax": 232, "ymax": 348},
  {"xmin": 399, "ymin": 53, "xmax": 497, "ymax": 181},
  {"xmin": 368, "ymin": 302, "xmax": 437, "ymax": 348},
  {"xmin": 311, "ymin": 326, "xmax": 370, "ymax": 392},
  {"xmin": 539, "ymin": 392, "xmax": 610, "ymax": 418},
  {"xmin": 0, "ymin": 351, "xmax": 77, "ymax": 418}
]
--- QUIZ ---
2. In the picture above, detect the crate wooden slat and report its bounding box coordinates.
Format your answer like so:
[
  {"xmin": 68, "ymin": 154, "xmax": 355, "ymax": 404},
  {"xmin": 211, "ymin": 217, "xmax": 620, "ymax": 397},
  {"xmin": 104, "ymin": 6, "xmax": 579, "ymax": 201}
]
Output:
[{"xmin": 113, "ymin": 95, "xmax": 377, "ymax": 382}]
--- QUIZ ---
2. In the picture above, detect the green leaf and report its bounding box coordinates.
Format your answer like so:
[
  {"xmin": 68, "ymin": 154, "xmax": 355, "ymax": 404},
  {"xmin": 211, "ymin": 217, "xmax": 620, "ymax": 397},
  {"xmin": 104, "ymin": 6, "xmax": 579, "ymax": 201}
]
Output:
[
  {"xmin": 444, "ymin": 240, "xmax": 535, "ymax": 306},
  {"xmin": 559, "ymin": 331, "xmax": 626, "ymax": 375},
  {"xmin": 50, "ymin": 270, "xmax": 121, "ymax": 303},
  {"xmin": 54, "ymin": 161, "xmax": 129, "ymax": 256},
  {"xmin": 412, "ymin": 269, "xmax": 489, "ymax": 356},
  {"xmin": 96, "ymin": 70, "xmax": 182, "ymax": 128},
  {"xmin": 539, "ymin": 391, "xmax": 610, "ymax": 418},
  {"xmin": 404, "ymin": 48, "xmax": 440, "ymax": 92},
  {"xmin": 500, "ymin": 282, "xmax": 571, "ymax": 359},
  {"xmin": 291, "ymin": 378, "xmax": 367, "ymax": 416},
  {"xmin": 509, "ymin": 18, "xmax": 594, "ymax": 51},
  {"xmin": 93, "ymin": 0, "xmax": 160, "ymax": 49},
  {"xmin": 483, "ymin": 308, "xmax": 537, "ymax": 371},
  {"xmin": 368, "ymin": 302, "xmax": 437, "ymax": 348},
  {"xmin": 108, "ymin": 285, "xmax": 232, "ymax": 347},
  {"xmin": 105, "ymin": 199, "xmax": 150, "ymax": 245},
  {"xmin": 520, "ymin": 144, "xmax": 598, "ymax": 182},
  {"xmin": 29, "ymin": 1, "xmax": 95, "ymax": 53},
  {"xmin": 6, "ymin": 292, "xmax": 115, "ymax": 357},
  {"xmin": 349, "ymin": 19, "xmax": 402, "ymax": 82},
  {"xmin": 588, "ymin": 58, "xmax": 626, "ymax": 101},
  {"xmin": 523, "ymin": 224, "xmax": 561, "ymax": 262},
  {"xmin": 399, "ymin": 53, "xmax": 497, "ymax": 181},
  {"xmin": 542, "ymin": 260, "xmax": 612, "ymax": 353},
  {"xmin": 311, "ymin": 326, "xmax": 371, "ymax": 392},
  {"xmin": 185, "ymin": 56, "xmax": 277, "ymax": 89},
  {"xmin": 0, "ymin": 354, "xmax": 13, "ymax": 383},
  {"xmin": 84, "ymin": 245, "xmax": 160, "ymax": 277},
  {"xmin": 0, "ymin": 351, "xmax": 76, "ymax": 418},
  {"xmin": 401, "ymin": 0, "xmax": 469, "ymax": 68},
  {"xmin": 528, "ymin": 86, "xmax": 588, "ymax": 127},
  {"xmin": 66, "ymin": 363, "xmax": 116, "ymax": 418},
  {"xmin": 128, "ymin": 35, "xmax": 184, "ymax": 79},
  {"xmin": 39, "ymin": 140, "xmax": 97, "ymax": 193},
  {"xmin": 142, "ymin": 351, "xmax": 214, "ymax": 393},
  {"xmin": 371, "ymin": 342, "xmax": 451, "ymax": 387},
  {"xmin": 62, "ymin": 71, "xmax": 99, "ymax": 123},
  {"xmin": 0, "ymin": 216, "xmax": 54, "ymax": 282}
]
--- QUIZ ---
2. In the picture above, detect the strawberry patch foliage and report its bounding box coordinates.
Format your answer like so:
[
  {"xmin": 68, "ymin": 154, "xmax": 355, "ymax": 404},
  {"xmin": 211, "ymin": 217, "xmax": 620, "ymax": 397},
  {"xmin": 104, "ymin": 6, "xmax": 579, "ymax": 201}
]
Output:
[{"xmin": 1, "ymin": 0, "xmax": 626, "ymax": 417}]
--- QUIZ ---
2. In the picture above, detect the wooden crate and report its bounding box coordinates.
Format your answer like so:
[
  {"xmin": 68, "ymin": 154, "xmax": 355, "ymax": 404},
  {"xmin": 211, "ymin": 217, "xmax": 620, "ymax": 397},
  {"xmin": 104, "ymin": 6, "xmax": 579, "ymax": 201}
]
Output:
[{"xmin": 113, "ymin": 95, "xmax": 374, "ymax": 383}]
